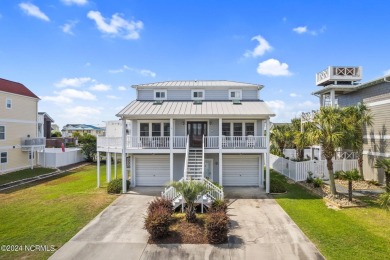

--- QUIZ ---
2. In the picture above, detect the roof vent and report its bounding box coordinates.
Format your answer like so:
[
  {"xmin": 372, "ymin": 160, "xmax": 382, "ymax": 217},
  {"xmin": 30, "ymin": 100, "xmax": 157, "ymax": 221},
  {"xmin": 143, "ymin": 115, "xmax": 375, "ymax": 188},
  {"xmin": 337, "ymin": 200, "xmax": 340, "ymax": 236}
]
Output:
[
  {"xmin": 193, "ymin": 100, "xmax": 202, "ymax": 105},
  {"xmin": 153, "ymin": 100, "xmax": 163, "ymax": 105},
  {"xmin": 232, "ymin": 99, "xmax": 241, "ymax": 105}
]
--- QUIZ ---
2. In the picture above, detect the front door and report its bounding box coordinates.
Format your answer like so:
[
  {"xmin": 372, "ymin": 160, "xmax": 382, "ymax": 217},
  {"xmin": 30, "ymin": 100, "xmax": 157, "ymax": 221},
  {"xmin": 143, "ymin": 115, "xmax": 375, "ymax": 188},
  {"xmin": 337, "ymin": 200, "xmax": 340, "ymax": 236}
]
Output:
[
  {"xmin": 204, "ymin": 159, "xmax": 213, "ymax": 180},
  {"xmin": 187, "ymin": 122, "xmax": 207, "ymax": 147}
]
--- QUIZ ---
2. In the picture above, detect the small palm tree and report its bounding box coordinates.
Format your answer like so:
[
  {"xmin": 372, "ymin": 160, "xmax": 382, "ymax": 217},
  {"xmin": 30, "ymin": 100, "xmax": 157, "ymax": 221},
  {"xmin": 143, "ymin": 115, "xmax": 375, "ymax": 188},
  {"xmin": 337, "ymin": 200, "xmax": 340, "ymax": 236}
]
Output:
[
  {"xmin": 378, "ymin": 188, "xmax": 390, "ymax": 211},
  {"xmin": 169, "ymin": 180, "xmax": 208, "ymax": 222},
  {"xmin": 339, "ymin": 169, "xmax": 361, "ymax": 202},
  {"xmin": 374, "ymin": 158, "xmax": 390, "ymax": 189}
]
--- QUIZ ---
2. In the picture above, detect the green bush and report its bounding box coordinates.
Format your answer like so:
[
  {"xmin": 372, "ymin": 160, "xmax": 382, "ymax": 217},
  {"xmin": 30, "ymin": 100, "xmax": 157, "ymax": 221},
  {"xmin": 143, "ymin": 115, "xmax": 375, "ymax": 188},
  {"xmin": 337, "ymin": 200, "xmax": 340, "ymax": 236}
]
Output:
[
  {"xmin": 270, "ymin": 178, "xmax": 287, "ymax": 193},
  {"xmin": 368, "ymin": 179, "xmax": 380, "ymax": 186},
  {"xmin": 144, "ymin": 206, "xmax": 172, "ymax": 239},
  {"xmin": 209, "ymin": 199, "xmax": 228, "ymax": 213},
  {"xmin": 313, "ymin": 177, "xmax": 324, "ymax": 188},
  {"xmin": 148, "ymin": 197, "xmax": 173, "ymax": 214},
  {"xmin": 334, "ymin": 171, "xmax": 343, "ymax": 179},
  {"xmin": 306, "ymin": 171, "xmax": 314, "ymax": 183},
  {"xmin": 206, "ymin": 211, "xmax": 229, "ymax": 244},
  {"xmin": 107, "ymin": 179, "xmax": 130, "ymax": 194}
]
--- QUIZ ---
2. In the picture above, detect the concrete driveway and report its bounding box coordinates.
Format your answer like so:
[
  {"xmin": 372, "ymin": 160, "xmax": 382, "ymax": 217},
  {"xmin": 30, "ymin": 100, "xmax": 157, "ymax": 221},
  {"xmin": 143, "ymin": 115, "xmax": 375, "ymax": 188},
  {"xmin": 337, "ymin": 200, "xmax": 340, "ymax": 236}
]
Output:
[{"xmin": 50, "ymin": 187, "xmax": 324, "ymax": 260}]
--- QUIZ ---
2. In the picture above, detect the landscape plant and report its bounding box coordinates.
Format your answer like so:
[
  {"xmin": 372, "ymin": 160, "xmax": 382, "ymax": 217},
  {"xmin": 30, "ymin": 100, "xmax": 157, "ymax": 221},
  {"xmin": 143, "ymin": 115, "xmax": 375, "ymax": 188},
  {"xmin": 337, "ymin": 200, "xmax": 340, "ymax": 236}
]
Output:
[
  {"xmin": 374, "ymin": 158, "xmax": 390, "ymax": 189},
  {"xmin": 306, "ymin": 171, "xmax": 314, "ymax": 183},
  {"xmin": 313, "ymin": 177, "xmax": 324, "ymax": 188},
  {"xmin": 339, "ymin": 169, "xmax": 361, "ymax": 202},
  {"xmin": 147, "ymin": 197, "xmax": 173, "ymax": 214},
  {"xmin": 144, "ymin": 206, "xmax": 172, "ymax": 239},
  {"xmin": 209, "ymin": 199, "xmax": 228, "ymax": 213},
  {"xmin": 79, "ymin": 133, "xmax": 97, "ymax": 161},
  {"xmin": 205, "ymin": 211, "xmax": 229, "ymax": 244},
  {"xmin": 378, "ymin": 188, "xmax": 390, "ymax": 211},
  {"xmin": 107, "ymin": 179, "xmax": 130, "ymax": 194}
]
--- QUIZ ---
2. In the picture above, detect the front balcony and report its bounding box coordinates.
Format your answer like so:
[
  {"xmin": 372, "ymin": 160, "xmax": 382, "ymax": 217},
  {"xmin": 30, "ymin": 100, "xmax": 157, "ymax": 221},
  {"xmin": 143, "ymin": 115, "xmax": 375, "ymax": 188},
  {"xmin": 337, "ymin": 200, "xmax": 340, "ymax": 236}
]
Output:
[{"xmin": 97, "ymin": 135, "xmax": 266, "ymax": 151}]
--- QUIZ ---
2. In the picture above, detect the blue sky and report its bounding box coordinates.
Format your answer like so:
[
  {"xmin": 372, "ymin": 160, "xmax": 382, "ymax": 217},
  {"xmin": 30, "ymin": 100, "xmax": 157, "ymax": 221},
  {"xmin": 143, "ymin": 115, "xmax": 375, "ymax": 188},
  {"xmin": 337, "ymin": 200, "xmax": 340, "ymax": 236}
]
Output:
[{"xmin": 1, "ymin": 0, "xmax": 389, "ymax": 128}]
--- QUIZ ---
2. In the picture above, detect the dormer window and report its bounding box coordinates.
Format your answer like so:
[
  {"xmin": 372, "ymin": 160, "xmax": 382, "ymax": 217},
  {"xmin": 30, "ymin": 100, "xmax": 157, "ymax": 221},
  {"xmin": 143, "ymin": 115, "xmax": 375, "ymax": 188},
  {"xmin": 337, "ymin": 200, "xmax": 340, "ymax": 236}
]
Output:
[
  {"xmin": 229, "ymin": 89, "xmax": 242, "ymax": 100},
  {"xmin": 191, "ymin": 90, "xmax": 205, "ymax": 100},
  {"xmin": 154, "ymin": 90, "xmax": 167, "ymax": 100}
]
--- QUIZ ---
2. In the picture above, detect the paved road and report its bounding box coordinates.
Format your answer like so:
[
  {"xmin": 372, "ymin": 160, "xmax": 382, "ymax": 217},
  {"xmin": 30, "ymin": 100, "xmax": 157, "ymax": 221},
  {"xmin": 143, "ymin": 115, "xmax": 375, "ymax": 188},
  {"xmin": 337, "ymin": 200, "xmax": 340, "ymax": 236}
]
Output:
[{"xmin": 50, "ymin": 187, "xmax": 324, "ymax": 260}]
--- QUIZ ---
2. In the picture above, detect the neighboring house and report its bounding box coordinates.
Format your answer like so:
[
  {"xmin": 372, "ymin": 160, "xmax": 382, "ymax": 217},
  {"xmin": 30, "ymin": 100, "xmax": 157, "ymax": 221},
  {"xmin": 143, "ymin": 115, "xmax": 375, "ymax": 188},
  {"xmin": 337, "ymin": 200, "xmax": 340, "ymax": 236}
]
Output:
[
  {"xmin": 51, "ymin": 123, "xmax": 60, "ymax": 134},
  {"xmin": 105, "ymin": 120, "xmax": 131, "ymax": 137},
  {"xmin": 38, "ymin": 112, "xmax": 54, "ymax": 138},
  {"xmin": 62, "ymin": 124, "xmax": 105, "ymax": 137},
  {"xmin": 312, "ymin": 66, "xmax": 390, "ymax": 183},
  {"xmin": 97, "ymin": 80, "xmax": 275, "ymax": 193},
  {"xmin": 0, "ymin": 78, "xmax": 45, "ymax": 173}
]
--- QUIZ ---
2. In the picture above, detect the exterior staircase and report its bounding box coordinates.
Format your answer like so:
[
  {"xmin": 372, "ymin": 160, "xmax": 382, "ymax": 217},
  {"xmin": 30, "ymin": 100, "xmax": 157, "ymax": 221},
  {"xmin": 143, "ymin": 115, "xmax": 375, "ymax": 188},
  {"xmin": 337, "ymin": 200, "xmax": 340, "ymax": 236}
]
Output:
[{"xmin": 186, "ymin": 148, "xmax": 203, "ymax": 180}]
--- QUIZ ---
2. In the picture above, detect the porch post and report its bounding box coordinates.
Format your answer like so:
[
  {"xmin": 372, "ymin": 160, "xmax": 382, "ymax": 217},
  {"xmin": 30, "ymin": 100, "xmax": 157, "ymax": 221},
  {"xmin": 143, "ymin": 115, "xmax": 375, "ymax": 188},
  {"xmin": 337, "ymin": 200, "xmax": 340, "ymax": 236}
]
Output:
[
  {"xmin": 266, "ymin": 119, "xmax": 270, "ymax": 193},
  {"xmin": 131, "ymin": 155, "xmax": 136, "ymax": 187},
  {"xmin": 106, "ymin": 152, "xmax": 111, "ymax": 183},
  {"xmin": 218, "ymin": 118, "xmax": 222, "ymax": 185},
  {"xmin": 170, "ymin": 118, "xmax": 173, "ymax": 182},
  {"xmin": 259, "ymin": 155, "xmax": 264, "ymax": 187},
  {"xmin": 97, "ymin": 151, "xmax": 100, "ymax": 187},
  {"xmin": 121, "ymin": 118, "xmax": 127, "ymax": 193},
  {"xmin": 114, "ymin": 153, "xmax": 117, "ymax": 179}
]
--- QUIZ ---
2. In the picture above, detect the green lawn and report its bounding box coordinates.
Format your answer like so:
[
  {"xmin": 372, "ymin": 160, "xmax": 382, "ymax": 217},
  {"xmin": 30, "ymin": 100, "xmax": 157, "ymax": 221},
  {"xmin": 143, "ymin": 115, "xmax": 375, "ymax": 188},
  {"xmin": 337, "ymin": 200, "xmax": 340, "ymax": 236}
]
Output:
[
  {"xmin": 0, "ymin": 167, "xmax": 56, "ymax": 186},
  {"xmin": 271, "ymin": 170, "xmax": 390, "ymax": 260},
  {"xmin": 0, "ymin": 163, "xmax": 122, "ymax": 260}
]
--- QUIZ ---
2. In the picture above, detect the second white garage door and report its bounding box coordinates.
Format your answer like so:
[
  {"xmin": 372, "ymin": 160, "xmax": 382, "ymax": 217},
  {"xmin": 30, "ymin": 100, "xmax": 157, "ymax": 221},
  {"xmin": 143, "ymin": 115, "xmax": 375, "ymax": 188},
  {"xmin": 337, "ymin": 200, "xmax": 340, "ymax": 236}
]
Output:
[
  {"xmin": 223, "ymin": 155, "xmax": 259, "ymax": 186},
  {"xmin": 135, "ymin": 155, "xmax": 170, "ymax": 186}
]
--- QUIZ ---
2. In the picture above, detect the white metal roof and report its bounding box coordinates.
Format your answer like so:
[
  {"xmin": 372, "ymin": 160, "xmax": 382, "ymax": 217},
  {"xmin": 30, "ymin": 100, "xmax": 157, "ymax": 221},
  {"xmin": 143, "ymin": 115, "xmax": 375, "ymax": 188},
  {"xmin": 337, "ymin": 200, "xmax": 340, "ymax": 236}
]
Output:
[
  {"xmin": 132, "ymin": 80, "xmax": 263, "ymax": 89},
  {"xmin": 117, "ymin": 100, "xmax": 275, "ymax": 119}
]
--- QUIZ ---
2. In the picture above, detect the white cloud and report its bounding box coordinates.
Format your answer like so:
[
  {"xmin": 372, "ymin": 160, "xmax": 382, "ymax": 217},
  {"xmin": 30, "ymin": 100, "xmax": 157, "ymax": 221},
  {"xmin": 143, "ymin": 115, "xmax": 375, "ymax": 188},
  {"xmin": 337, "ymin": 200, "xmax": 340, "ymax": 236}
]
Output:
[
  {"xmin": 257, "ymin": 59, "xmax": 292, "ymax": 76},
  {"xmin": 293, "ymin": 26, "xmax": 307, "ymax": 34},
  {"xmin": 19, "ymin": 2, "xmax": 50, "ymax": 22},
  {"xmin": 55, "ymin": 77, "xmax": 94, "ymax": 88},
  {"xmin": 267, "ymin": 99, "xmax": 319, "ymax": 123},
  {"xmin": 289, "ymin": 93, "xmax": 301, "ymax": 97},
  {"xmin": 61, "ymin": 0, "xmax": 88, "ymax": 5},
  {"xmin": 89, "ymin": 83, "xmax": 111, "ymax": 91},
  {"xmin": 109, "ymin": 65, "xmax": 156, "ymax": 77},
  {"xmin": 106, "ymin": 95, "xmax": 120, "ymax": 100},
  {"xmin": 266, "ymin": 100, "xmax": 285, "ymax": 110},
  {"xmin": 108, "ymin": 68, "xmax": 124, "ymax": 74},
  {"xmin": 56, "ymin": 89, "xmax": 96, "ymax": 100},
  {"xmin": 293, "ymin": 25, "xmax": 326, "ymax": 36},
  {"xmin": 61, "ymin": 21, "xmax": 78, "ymax": 35},
  {"xmin": 40, "ymin": 95, "xmax": 72, "ymax": 105},
  {"xmin": 118, "ymin": 86, "xmax": 127, "ymax": 91},
  {"xmin": 138, "ymin": 69, "xmax": 156, "ymax": 77},
  {"xmin": 87, "ymin": 11, "xmax": 143, "ymax": 40},
  {"xmin": 384, "ymin": 69, "xmax": 390, "ymax": 75},
  {"xmin": 244, "ymin": 35, "xmax": 272, "ymax": 58},
  {"xmin": 63, "ymin": 106, "xmax": 101, "ymax": 119}
]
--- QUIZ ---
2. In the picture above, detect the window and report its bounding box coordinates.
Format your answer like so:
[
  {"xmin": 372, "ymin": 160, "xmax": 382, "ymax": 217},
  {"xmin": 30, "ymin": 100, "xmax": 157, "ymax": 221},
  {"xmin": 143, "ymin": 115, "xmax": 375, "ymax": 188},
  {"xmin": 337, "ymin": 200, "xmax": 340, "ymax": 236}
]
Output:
[
  {"xmin": 164, "ymin": 123, "xmax": 170, "ymax": 137},
  {"xmin": 0, "ymin": 152, "xmax": 7, "ymax": 164},
  {"xmin": 29, "ymin": 151, "xmax": 34, "ymax": 160},
  {"xmin": 245, "ymin": 123, "xmax": 255, "ymax": 136},
  {"xmin": 0, "ymin": 126, "xmax": 4, "ymax": 140},
  {"xmin": 152, "ymin": 123, "xmax": 161, "ymax": 137},
  {"xmin": 229, "ymin": 89, "xmax": 242, "ymax": 100},
  {"xmin": 222, "ymin": 123, "xmax": 231, "ymax": 136},
  {"xmin": 233, "ymin": 123, "xmax": 242, "ymax": 136},
  {"xmin": 154, "ymin": 90, "xmax": 167, "ymax": 100},
  {"xmin": 6, "ymin": 99, "xmax": 12, "ymax": 109},
  {"xmin": 191, "ymin": 90, "xmax": 205, "ymax": 100},
  {"xmin": 140, "ymin": 123, "xmax": 149, "ymax": 136}
]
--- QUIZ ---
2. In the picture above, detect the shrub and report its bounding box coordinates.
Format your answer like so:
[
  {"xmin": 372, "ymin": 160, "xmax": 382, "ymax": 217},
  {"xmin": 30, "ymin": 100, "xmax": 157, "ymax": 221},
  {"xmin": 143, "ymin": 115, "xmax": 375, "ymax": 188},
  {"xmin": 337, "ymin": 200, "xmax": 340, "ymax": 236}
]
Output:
[
  {"xmin": 270, "ymin": 178, "xmax": 287, "ymax": 193},
  {"xmin": 334, "ymin": 171, "xmax": 343, "ymax": 179},
  {"xmin": 306, "ymin": 171, "xmax": 314, "ymax": 183},
  {"xmin": 206, "ymin": 211, "xmax": 229, "ymax": 244},
  {"xmin": 144, "ymin": 206, "xmax": 172, "ymax": 239},
  {"xmin": 313, "ymin": 177, "xmax": 324, "ymax": 188},
  {"xmin": 209, "ymin": 199, "xmax": 228, "ymax": 213},
  {"xmin": 107, "ymin": 179, "xmax": 130, "ymax": 194},
  {"xmin": 148, "ymin": 197, "xmax": 173, "ymax": 214},
  {"xmin": 368, "ymin": 179, "xmax": 380, "ymax": 186}
]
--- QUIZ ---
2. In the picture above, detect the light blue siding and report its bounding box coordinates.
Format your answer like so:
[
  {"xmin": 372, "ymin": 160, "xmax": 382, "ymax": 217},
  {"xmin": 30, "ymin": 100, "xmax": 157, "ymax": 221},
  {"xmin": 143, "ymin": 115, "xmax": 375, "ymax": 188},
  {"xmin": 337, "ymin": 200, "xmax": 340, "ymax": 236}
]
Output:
[
  {"xmin": 173, "ymin": 154, "xmax": 185, "ymax": 180},
  {"xmin": 256, "ymin": 120, "xmax": 263, "ymax": 136},
  {"xmin": 168, "ymin": 90, "xmax": 191, "ymax": 100},
  {"xmin": 243, "ymin": 90, "xmax": 258, "ymax": 99},
  {"xmin": 205, "ymin": 154, "xmax": 219, "ymax": 183},
  {"xmin": 209, "ymin": 119, "xmax": 219, "ymax": 136},
  {"xmin": 138, "ymin": 89, "xmax": 154, "ymax": 100},
  {"xmin": 175, "ymin": 119, "xmax": 186, "ymax": 136}
]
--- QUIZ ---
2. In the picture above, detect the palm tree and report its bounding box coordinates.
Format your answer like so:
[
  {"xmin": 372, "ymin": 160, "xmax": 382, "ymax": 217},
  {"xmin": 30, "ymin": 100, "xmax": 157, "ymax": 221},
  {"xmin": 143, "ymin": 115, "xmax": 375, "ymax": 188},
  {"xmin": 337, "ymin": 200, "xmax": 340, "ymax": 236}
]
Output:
[
  {"xmin": 304, "ymin": 106, "xmax": 349, "ymax": 195},
  {"xmin": 270, "ymin": 124, "xmax": 293, "ymax": 156},
  {"xmin": 378, "ymin": 189, "xmax": 390, "ymax": 211},
  {"xmin": 374, "ymin": 158, "xmax": 390, "ymax": 189},
  {"xmin": 339, "ymin": 169, "xmax": 361, "ymax": 202},
  {"xmin": 169, "ymin": 180, "xmax": 208, "ymax": 222},
  {"xmin": 343, "ymin": 104, "xmax": 372, "ymax": 179},
  {"xmin": 290, "ymin": 118, "xmax": 311, "ymax": 161}
]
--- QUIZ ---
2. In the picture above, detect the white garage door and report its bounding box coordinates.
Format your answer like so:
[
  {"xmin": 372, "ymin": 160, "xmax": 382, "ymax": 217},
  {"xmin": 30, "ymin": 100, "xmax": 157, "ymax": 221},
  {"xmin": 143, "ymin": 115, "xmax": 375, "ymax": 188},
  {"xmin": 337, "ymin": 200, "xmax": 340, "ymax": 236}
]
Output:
[
  {"xmin": 223, "ymin": 155, "xmax": 259, "ymax": 186},
  {"xmin": 135, "ymin": 155, "xmax": 170, "ymax": 186}
]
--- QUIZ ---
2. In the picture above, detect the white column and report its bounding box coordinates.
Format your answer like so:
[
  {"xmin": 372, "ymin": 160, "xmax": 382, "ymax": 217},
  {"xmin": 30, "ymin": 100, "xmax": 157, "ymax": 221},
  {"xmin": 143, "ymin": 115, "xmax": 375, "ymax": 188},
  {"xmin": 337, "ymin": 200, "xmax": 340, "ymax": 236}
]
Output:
[
  {"xmin": 170, "ymin": 118, "xmax": 173, "ymax": 182},
  {"xmin": 106, "ymin": 152, "xmax": 111, "ymax": 183},
  {"xmin": 131, "ymin": 155, "xmax": 136, "ymax": 187},
  {"xmin": 114, "ymin": 153, "xmax": 117, "ymax": 179},
  {"xmin": 97, "ymin": 151, "xmax": 100, "ymax": 188},
  {"xmin": 259, "ymin": 155, "xmax": 263, "ymax": 187},
  {"xmin": 43, "ymin": 147, "xmax": 46, "ymax": 167},
  {"xmin": 266, "ymin": 119, "xmax": 270, "ymax": 193},
  {"xmin": 121, "ymin": 118, "xmax": 127, "ymax": 193},
  {"xmin": 218, "ymin": 118, "xmax": 222, "ymax": 185},
  {"xmin": 330, "ymin": 90, "xmax": 336, "ymax": 107}
]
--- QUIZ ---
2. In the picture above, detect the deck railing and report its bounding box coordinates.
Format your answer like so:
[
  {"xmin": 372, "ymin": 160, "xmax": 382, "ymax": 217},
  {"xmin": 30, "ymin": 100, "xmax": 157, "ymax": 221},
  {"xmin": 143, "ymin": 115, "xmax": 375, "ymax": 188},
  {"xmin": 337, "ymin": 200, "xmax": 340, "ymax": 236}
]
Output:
[{"xmin": 222, "ymin": 136, "xmax": 266, "ymax": 149}]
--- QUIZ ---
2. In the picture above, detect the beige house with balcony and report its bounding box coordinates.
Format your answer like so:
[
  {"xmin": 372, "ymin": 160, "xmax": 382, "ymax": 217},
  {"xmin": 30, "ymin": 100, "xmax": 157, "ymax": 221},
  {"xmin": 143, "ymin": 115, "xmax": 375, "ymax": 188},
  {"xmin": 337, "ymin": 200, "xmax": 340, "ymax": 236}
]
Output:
[
  {"xmin": 97, "ymin": 80, "xmax": 275, "ymax": 195},
  {"xmin": 0, "ymin": 78, "xmax": 45, "ymax": 173}
]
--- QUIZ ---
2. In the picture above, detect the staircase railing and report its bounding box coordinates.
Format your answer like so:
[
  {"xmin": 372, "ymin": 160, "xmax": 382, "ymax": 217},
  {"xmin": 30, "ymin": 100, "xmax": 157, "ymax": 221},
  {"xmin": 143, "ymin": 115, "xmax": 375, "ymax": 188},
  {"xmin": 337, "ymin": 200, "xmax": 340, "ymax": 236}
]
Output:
[
  {"xmin": 204, "ymin": 178, "xmax": 224, "ymax": 200},
  {"xmin": 184, "ymin": 135, "xmax": 189, "ymax": 180},
  {"xmin": 202, "ymin": 135, "xmax": 205, "ymax": 180},
  {"xmin": 161, "ymin": 177, "xmax": 184, "ymax": 201}
]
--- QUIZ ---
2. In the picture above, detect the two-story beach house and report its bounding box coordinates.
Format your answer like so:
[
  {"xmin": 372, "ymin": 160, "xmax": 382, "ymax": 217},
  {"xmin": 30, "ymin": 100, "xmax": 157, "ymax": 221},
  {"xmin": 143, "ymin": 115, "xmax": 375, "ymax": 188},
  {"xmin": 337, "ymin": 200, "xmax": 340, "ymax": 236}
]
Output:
[
  {"xmin": 0, "ymin": 78, "xmax": 45, "ymax": 173},
  {"xmin": 97, "ymin": 80, "xmax": 275, "ymax": 193}
]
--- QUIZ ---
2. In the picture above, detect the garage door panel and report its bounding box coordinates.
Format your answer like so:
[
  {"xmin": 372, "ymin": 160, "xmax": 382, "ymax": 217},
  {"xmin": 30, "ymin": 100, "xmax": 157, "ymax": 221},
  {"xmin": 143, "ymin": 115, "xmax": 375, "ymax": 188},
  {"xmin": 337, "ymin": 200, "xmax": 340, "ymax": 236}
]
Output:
[
  {"xmin": 136, "ymin": 155, "xmax": 170, "ymax": 186},
  {"xmin": 223, "ymin": 155, "xmax": 259, "ymax": 186}
]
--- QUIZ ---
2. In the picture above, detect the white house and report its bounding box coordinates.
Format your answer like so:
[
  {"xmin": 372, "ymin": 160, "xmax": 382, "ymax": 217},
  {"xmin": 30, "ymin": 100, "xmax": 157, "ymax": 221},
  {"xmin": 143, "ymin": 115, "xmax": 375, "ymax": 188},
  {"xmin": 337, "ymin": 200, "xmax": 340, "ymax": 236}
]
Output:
[{"xmin": 97, "ymin": 80, "xmax": 275, "ymax": 193}]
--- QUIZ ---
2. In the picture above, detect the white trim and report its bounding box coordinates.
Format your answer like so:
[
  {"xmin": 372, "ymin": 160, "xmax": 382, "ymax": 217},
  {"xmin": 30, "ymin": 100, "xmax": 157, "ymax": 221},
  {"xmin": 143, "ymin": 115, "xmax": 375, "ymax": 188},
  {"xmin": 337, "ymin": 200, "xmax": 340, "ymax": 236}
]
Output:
[
  {"xmin": 366, "ymin": 99, "xmax": 390, "ymax": 107},
  {"xmin": 138, "ymin": 120, "xmax": 170, "ymax": 137},
  {"xmin": 363, "ymin": 151, "xmax": 390, "ymax": 157},
  {"xmin": 0, "ymin": 165, "xmax": 34, "ymax": 174},
  {"xmin": 364, "ymin": 135, "xmax": 390, "ymax": 140},
  {"xmin": 0, "ymin": 151, "xmax": 7, "ymax": 164},
  {"xmin": 191, "ymin": 89, "xmax": 205, "ymax": 100},
  {"xmin": 6, "ymin": 98, "xmax": 12, "ymax": 109},
  {"xmin": 228, "ymin": 89, "xmax": 242, "ymax": 100},
  {"xmin": 221, "ymin": 121, "xmax": 256, "ymax": 137},
  {"xmin": 204, "ymin": 158, "xmax": 213, "ymax": 180},
  {"xmin": 153, "ymin": 89, "xmax": 167, "ymax": 100},
  {"xmin": 0, "ymin": 118, "xmax": 37, "ymax": 124},
  {"xmin": 0, "ymin": 125, "xmax": 5, "ymax": 141}
]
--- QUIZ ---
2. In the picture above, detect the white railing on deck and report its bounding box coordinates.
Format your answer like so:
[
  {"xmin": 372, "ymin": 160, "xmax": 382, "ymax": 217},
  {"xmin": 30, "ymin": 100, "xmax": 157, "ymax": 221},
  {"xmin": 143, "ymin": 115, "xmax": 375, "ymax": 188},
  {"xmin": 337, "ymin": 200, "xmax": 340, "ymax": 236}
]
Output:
[
  {"xmin": 204, "ymin": 178, "xmax": 224, "ymax": 200},
  {"xmin": 204, "ymin": 136, "xmax": 219, "ymax": 148},
  {"xmin": 173, "ymin": 136, "xmax": 186, "ymax": 148},
  {"xmin": 161, "ymin": 177, "xmax": 183, "ymax": 201},
  {"xmin": 184, "ymin": 135, "xmax": 189, "ymax": 180},
  {"xmin": 222, "ymin": 136, "xmax": 266, "ymax": 149}
]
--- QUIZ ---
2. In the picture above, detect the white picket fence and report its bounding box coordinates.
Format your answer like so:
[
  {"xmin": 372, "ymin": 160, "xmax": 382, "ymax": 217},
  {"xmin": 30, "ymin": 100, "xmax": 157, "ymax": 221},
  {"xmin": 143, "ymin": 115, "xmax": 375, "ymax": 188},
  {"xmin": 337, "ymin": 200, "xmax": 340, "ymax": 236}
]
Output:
[{"xmin": 270, "ymin": 154, "xmax": 358, "ymax": 181}]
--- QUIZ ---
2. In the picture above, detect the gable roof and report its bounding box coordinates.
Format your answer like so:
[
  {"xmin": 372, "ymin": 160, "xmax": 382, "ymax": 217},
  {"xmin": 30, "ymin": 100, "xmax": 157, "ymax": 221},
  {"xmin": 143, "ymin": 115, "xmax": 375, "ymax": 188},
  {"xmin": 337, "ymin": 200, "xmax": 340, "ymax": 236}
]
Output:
[
  {"xmin": 38, "ymin": 112, "xmax": 55, "ymax": 122},
  {"xmin": 0, "ymin": 78, "xmax": 39, "ymax": 99},
  {"xmin": 132, "ymin": 80, "xmax": 263, "ymax": 89}
]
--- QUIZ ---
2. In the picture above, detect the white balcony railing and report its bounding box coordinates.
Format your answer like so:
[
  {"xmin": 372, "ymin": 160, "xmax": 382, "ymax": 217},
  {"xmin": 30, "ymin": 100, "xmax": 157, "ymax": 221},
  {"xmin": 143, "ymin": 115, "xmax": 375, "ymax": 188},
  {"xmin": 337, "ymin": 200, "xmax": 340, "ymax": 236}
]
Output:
[
  {"xmin": 21, "ymin": 137, "xmax": 46, "ymax": 147},
  {"xmin": 97, "ymin": 135, "xmax": 266, "ymax": 150},
  {"xmin": 316, "ymin": 66, "xmax": 362, "ymax": 86}
]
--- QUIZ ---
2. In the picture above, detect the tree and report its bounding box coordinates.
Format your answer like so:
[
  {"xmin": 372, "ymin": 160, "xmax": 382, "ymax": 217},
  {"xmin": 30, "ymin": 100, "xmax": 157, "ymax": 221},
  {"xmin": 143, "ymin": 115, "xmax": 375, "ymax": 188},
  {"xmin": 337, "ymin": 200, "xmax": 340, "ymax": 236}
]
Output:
[
  {"xmin": 72, "ymin": 131, "xmax": 82, "ymax": 139},
  {"xmin": 51, "ymin": 131, "xmax": 62, "ymax": 137},
  {"xmin": 339, "ymin": 169, "xmax": 361, "ymax": 202},
  {"xmin": 378, "ymin": 189, "xmax": 390, "ymax": 211},
  {"xmin": 374, "ymin": 158, "xmax": 390, "ymax": 189},
  {"xmin": 79, "ymin": 133, "xmax": 97, "ymax": 162},
  {"xmin": 169, "ymin": 180, "xmax": 208, "ymax": 222},
  {"xmin": 304, "ymin": 106, "xmax": 349, "ymax": 195},
  {"xmin": 291, "ymin": 118, "xmax": 311, "ymax": 161},
  {"xmin": 343, "ymin": 104, "xmax": 372, "ymax": 179},
  {"xmin": 270, "ymin": 124, "xmax": 293, "ymax": 156}
]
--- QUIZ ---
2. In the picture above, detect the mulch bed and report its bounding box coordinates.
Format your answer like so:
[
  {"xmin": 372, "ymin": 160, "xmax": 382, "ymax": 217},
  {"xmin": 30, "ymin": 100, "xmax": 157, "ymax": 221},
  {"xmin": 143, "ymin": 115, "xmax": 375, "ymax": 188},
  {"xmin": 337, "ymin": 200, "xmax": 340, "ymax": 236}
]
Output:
[{"xmin": 148, "ymin": 214, "xmax": 208, "ymax": 244}]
